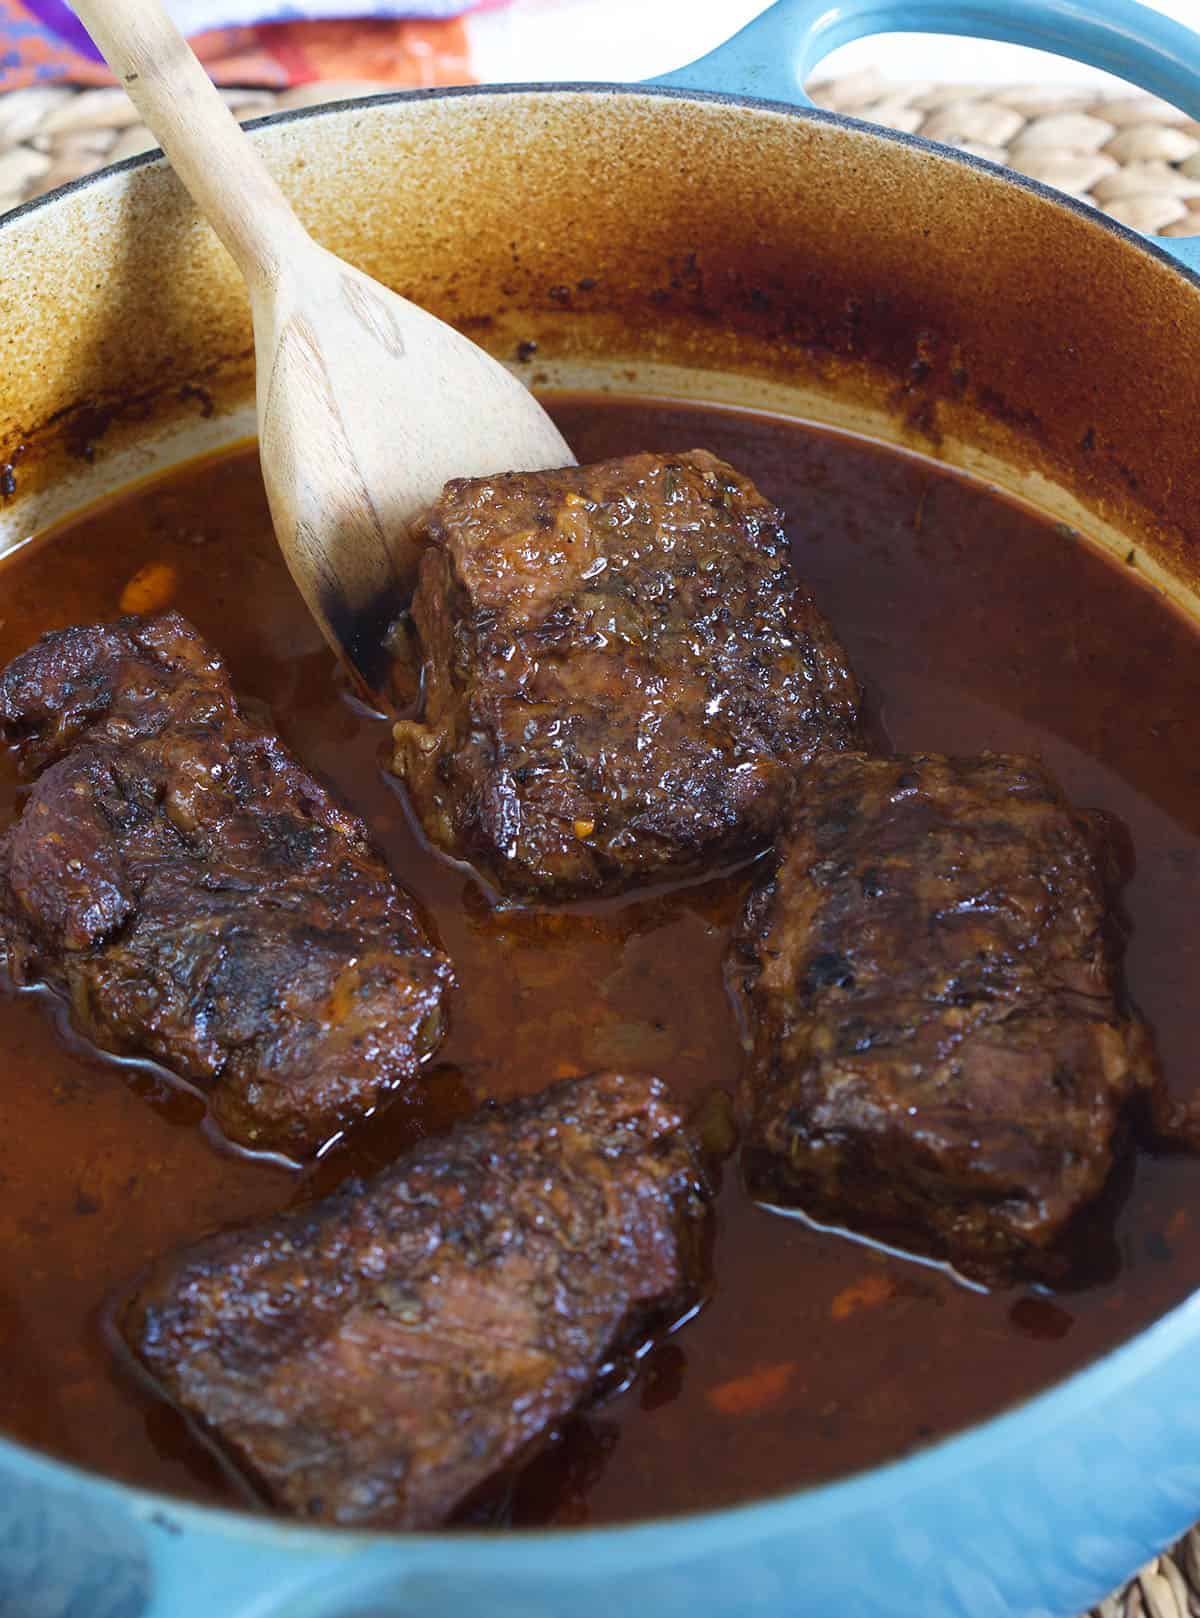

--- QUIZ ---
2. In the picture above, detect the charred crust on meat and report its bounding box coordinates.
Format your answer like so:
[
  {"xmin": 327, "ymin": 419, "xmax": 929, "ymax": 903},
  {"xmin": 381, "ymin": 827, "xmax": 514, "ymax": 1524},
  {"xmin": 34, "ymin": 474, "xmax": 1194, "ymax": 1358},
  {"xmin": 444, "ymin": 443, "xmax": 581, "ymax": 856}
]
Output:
[
  {"xmin": 391, "ymin": 451, "xmax": 861, "ymax": 901},
  {"xmin": 0, "ymin": 611, "xmax": 454, "ymax": 1156}
]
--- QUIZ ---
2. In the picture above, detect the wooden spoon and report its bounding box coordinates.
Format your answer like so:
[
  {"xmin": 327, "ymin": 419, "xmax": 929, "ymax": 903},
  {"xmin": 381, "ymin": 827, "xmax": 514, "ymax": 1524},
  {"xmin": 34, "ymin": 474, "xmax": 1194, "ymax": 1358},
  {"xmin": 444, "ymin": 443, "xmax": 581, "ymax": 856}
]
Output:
[{"xmin": 71, "ymin": 0, "xmax": 575, "ymax": 696}]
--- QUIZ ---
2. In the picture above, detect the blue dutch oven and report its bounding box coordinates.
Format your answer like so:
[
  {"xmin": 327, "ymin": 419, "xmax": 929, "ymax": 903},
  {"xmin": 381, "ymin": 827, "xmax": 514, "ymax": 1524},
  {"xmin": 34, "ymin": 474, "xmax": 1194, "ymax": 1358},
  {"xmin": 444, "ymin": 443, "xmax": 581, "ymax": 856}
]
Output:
[{"xmin": 4, "ymin": 2, "xmax": 1200, "ymax": 1614}]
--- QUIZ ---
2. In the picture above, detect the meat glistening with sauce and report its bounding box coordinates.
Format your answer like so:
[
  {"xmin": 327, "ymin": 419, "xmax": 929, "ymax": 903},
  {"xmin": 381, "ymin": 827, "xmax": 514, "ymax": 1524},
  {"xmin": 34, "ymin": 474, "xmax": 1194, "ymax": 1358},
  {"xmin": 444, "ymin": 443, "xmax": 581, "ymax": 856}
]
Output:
[
  {"xmin": 0, "ymin": 612, "xmax": 453, "ymax": 1157},
  {"xmin": 730, "ymin": 751, "xmax": 1158, "ymax": 1282},
  {"xmin": 393, "ymin": 451, "xmax": 861, "ymax": 901},
  {"xmin": 5, "ymin": 404, "xmax": 1200, "ymax": 1526},
  {"xmin": 123, "ymin": 1071, "xmax": 710, "ymax": 1528}
]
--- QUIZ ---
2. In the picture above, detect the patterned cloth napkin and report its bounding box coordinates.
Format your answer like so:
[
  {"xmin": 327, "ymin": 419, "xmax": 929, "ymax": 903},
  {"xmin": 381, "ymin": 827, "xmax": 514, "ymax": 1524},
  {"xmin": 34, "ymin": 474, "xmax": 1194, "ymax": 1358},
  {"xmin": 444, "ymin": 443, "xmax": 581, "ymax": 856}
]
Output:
[
  {"xmin": 1, "ymin": 0, "xmax": 495, "ymax": 88},
  {"xmin": 1, "ymin": 0, "xmax": 759, "ymax": 95}
]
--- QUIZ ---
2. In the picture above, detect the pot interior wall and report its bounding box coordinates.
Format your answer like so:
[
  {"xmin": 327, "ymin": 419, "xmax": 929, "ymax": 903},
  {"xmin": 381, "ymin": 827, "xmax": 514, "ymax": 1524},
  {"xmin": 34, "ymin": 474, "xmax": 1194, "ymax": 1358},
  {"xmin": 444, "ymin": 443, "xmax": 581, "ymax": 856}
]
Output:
[{"xmin": 1, "ymin": 88, "xmax": 1199, "ymax": 611}]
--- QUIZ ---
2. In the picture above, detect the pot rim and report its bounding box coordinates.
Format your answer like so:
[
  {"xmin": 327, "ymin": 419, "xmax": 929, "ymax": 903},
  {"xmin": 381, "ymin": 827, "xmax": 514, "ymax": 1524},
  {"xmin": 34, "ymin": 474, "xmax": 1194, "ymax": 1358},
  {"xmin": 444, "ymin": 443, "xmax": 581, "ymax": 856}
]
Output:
[{"xmin": 3, "ymin": 78, "xmax": 1198, "ymax": 1556}]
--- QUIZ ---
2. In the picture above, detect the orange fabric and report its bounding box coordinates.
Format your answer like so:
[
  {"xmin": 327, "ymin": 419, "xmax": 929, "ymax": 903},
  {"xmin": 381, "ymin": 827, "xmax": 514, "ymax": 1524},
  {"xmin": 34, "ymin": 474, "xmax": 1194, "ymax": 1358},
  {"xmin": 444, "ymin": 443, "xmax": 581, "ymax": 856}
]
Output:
[{"xmin": 193, "ymin": 18, "xmax": 475, "ymax": 88}]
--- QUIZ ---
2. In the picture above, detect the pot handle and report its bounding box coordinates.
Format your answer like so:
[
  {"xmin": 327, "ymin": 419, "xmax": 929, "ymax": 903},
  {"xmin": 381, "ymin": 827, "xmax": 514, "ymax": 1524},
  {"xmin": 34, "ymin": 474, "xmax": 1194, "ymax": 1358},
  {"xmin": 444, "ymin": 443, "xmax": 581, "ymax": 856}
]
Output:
[{"xmin": 651, "ymin": 0, "xmax": 1200, "ymax": 276}]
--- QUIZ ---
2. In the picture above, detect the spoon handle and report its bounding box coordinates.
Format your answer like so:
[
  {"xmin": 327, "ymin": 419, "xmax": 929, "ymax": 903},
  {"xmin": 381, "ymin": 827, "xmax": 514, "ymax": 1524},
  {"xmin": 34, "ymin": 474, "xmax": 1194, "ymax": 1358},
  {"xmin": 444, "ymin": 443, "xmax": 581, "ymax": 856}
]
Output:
[{"xmin": 70, "ymin": 0, "xmax": 309, "ymax": 283}]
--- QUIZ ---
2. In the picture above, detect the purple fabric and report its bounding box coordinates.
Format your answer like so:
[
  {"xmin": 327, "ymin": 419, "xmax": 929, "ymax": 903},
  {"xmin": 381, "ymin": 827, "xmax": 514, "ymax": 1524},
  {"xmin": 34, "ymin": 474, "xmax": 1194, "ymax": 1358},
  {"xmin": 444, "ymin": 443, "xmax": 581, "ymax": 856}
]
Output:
[
  {"xmin": 22, "ymin": 0, "xmax": 475, "ymax": 38},
  {"xmin": 23, "ymin": 0, "xmax": 100, "ymax": 59},
  {"xmin": 23, "ymin": 0, "xmax": 480, "ymax": 60}
]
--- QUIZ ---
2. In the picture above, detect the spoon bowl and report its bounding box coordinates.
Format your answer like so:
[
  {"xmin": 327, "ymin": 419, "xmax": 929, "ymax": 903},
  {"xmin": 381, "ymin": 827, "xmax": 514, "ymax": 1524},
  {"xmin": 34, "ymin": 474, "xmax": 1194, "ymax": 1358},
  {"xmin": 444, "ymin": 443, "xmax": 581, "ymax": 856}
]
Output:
[{"xmin": 70, "ymin": 0, "xmax": 575, "ymax": 696}]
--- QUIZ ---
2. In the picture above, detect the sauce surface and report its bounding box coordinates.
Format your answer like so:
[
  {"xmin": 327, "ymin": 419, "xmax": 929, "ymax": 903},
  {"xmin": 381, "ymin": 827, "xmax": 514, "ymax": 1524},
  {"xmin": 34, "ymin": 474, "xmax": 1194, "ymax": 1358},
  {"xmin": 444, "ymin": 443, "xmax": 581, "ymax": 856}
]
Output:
[{"xmin": 2, "ymin": 396, "xmax": 1200, "ymax": 1525}]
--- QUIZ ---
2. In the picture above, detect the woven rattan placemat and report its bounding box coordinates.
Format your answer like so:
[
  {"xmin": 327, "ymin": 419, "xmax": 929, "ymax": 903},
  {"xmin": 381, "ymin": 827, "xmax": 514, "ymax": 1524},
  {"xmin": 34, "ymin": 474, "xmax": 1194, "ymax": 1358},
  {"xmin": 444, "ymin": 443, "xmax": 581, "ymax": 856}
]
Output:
[{"xmin": 1, "ymin": 69, "xmax": 1199, "ymax": 1618}]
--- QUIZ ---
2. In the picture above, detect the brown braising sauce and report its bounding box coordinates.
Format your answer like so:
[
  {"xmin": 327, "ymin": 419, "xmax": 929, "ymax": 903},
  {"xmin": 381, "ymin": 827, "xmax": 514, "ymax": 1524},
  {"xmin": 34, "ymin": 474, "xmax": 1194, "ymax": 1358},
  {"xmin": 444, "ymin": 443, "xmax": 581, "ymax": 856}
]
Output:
[{"xmin": 2, "ymin": 395, "xmax": 1200, "ymax": 1525}]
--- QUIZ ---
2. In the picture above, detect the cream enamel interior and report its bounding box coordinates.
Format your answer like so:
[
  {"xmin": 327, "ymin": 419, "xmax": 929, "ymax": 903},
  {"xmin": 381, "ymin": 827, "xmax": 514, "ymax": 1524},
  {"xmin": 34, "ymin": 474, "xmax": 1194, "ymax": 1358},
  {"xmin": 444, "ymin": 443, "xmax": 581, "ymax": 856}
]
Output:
[{"xmin": 2, "ymin": 88, "xmax": 1200, "ymax": 611}]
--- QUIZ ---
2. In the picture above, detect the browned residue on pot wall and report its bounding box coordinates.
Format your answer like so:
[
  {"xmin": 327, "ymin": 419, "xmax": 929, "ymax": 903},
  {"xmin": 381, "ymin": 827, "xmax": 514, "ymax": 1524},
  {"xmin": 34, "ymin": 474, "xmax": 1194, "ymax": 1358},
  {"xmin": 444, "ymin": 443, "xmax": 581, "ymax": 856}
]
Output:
[{"xmin": 1, "ymin": 92, "xmax": 1198, "ymax": 591}]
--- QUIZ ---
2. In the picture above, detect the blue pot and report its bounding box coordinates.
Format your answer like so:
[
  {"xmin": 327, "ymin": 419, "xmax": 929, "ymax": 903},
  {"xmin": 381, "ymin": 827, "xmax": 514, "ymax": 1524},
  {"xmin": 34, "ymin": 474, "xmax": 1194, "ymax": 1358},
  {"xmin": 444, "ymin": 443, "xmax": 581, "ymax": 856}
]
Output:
[{"xmin": 4, "ymin": 3, "xmax": 1200, "ymax": 1614}]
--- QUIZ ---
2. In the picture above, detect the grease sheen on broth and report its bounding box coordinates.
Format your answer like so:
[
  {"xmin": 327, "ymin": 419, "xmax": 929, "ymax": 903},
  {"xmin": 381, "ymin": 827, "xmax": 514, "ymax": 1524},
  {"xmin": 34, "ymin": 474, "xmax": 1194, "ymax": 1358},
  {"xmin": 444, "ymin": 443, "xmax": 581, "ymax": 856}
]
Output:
[{"xmin": 2, "ymin": 395, "xmax": 1200, "ymax": 1526}]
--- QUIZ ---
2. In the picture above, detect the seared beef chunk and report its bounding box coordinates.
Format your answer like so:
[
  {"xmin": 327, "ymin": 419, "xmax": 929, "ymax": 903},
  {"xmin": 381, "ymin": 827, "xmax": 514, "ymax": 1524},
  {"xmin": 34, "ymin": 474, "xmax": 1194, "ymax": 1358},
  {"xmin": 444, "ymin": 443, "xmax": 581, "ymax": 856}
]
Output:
[
  {"xmin": 0, "ymin": 613, "xmax": 452, "ymax": 1156},
  {"xmin": 124, "ymin": 1071, "xmax": 709, "ymax": 1528},
  {"xmin": 731, "ymin": 751, "xmax": 1156, "ymax": 1281},
  {"xmin": 393, "ymin": 451, "xmax": 860, "ymax": 901}
]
